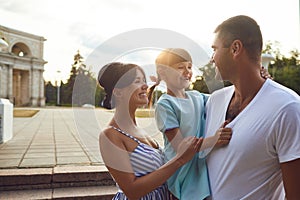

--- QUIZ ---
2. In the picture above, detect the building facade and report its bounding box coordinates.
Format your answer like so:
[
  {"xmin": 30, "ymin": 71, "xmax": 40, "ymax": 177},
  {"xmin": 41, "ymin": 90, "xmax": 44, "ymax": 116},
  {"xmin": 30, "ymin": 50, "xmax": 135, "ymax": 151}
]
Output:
[{"xmin": 0, "ymin": 25, "xmax": 46, "ymax": 107}]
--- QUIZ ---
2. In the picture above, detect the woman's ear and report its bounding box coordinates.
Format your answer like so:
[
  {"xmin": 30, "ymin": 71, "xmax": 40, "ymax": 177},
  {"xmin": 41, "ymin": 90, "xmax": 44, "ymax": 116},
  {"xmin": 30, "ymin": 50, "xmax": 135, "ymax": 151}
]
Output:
[{"xmin": 113, "ymin": 88, "xmax": 123, "ymax": 97}]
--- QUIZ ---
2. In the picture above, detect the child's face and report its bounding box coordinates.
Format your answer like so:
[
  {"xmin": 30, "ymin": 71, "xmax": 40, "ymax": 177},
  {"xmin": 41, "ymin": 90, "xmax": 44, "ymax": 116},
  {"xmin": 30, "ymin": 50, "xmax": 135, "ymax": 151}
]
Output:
[{"xmin": 164, "ymin": 61, "xmax": 193, "ymax": 89}]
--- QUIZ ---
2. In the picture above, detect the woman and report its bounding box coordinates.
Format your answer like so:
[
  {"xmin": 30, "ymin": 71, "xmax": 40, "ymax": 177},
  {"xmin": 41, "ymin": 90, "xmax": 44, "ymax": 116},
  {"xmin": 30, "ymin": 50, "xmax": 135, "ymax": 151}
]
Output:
[{"xmin": 98, "ymin": 62, "xmax": 203, "ymax": 200}]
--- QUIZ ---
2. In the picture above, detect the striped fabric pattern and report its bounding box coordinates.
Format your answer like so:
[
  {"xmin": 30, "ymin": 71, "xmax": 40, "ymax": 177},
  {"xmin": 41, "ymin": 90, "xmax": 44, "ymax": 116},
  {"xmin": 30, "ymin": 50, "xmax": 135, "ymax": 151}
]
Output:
[
  {"xmin": 110, "ymin": 126, "xmax": 171, "ymax": 200},
  {"xmin": 130, "ymin": 144, "xmax": 164, "ymax": 177}
]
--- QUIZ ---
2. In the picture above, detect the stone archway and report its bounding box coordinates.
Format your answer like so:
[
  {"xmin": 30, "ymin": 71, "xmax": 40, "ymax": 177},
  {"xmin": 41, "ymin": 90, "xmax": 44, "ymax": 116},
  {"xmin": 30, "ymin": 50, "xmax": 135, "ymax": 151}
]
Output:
[
  {"xmin": 11, "ymin": 42, "xmax": 32, "ymax": 57},
  {"xmin": 13, "ymin": 69, "xmax": 30, "ymax": 106},
  {"xmin": 0, "ymin": 25, "xmax": 46, "ymax": 107}
]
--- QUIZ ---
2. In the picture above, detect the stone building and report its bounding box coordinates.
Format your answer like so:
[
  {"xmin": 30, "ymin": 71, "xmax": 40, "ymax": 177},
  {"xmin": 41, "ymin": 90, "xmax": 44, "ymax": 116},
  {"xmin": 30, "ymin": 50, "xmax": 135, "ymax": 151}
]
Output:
[{"xmin": 0, "ymin": 25, "xmax": 46, "ymax": 106}]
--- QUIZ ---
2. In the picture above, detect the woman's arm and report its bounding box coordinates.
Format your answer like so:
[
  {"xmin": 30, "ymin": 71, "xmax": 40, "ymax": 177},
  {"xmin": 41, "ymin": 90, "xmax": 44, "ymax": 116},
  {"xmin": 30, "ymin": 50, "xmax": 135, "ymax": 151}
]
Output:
[
  {"xmin": 100, "ymin": 130, "xmax": 202, "ymax": 200},
  {"xmin": 164, "ymin": 127, "xmax": 184, "ymax": 152},
  {"xmin": 165, "ymin": 121, "xmax": 232, "ymax": 153}
]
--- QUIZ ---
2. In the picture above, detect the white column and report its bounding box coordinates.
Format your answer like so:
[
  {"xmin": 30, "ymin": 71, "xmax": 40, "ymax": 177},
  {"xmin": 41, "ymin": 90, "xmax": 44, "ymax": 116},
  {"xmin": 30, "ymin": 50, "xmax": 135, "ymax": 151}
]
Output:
[
  {"xmin": 39, "ymin": 69, "xmax": 45, "ymax": 106},
  {"xmin": 30, "ymin": 69, "xmax": 38, "ymax": 106},
  {"xmin": 0, "ymin": 64, "xmax": 2, "ymax": 98},
  {"xmin": 7, "ymin": 65, "xmax": 13, "ymax": 103}
]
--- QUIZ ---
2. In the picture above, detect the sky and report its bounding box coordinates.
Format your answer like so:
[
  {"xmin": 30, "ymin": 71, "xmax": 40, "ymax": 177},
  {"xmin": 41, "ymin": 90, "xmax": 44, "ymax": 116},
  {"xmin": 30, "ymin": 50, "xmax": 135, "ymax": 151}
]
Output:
[{"xmin": 0, "ymin": 0, "xmax": 299, "ymax": 83}]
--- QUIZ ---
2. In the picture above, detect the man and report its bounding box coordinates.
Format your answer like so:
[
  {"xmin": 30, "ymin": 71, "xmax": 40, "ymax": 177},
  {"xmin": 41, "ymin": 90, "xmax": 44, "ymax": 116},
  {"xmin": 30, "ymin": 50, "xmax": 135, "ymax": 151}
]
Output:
[{"xmin": 205, "ymin": 15, "xmax": 300, "ymax": 199}]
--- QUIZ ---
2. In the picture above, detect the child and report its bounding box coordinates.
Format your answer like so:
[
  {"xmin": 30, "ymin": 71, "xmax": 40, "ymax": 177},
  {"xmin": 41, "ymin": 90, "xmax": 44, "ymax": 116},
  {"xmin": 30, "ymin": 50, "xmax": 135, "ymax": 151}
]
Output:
[{"xmin": 148, "ymin": 48, "xmax": 232, "ymax": 199}]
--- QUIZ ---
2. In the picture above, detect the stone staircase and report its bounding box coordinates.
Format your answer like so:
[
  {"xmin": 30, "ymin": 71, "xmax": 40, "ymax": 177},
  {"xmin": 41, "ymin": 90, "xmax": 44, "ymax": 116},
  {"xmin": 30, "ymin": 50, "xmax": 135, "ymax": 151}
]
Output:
[{"xmin": 0, "ymin": 165, "xmax": 117, "ymax": 199}]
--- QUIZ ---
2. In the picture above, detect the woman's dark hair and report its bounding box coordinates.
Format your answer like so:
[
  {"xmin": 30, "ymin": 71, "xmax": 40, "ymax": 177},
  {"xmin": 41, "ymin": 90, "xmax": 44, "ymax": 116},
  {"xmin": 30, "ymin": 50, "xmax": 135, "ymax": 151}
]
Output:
[
  {"xmin": 98, "ymin": 62, "xmax": 145, "ymax": 109},
  {"xmin": 148, "ymin": 48, "xmax": 192, "ymax": 107}
]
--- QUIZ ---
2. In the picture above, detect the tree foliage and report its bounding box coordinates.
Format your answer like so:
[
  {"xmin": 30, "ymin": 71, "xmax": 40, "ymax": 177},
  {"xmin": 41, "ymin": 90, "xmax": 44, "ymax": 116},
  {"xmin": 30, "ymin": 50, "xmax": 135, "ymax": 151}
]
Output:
[
  {"xmin": 265, "ymin": 41, "xmax": 300, "ymax": 94},
  {"xmin": 45, "ymin": 50, "xmax": 105, "ymax": 107},
  {"xmin": 192, "ymin": 41, "xmax": 300, "ymax": 95},
  {"xmin": 45, "ymin": 43, "xmax": 300, "ymax": 106},
  {"xmin": 45, "ymin": 81, "xmax": 57, "ymax": 105},
  {"xmin": 192, "ymin": 63, "xmax": 231, "ymax": 94}
]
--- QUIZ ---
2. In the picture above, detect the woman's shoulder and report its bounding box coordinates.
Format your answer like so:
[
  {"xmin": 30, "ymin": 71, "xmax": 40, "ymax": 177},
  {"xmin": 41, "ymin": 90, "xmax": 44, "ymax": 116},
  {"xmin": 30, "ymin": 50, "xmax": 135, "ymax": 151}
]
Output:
[{"xmin": 100, "ymin": 126, "xmax": 123, "ymax": 144}]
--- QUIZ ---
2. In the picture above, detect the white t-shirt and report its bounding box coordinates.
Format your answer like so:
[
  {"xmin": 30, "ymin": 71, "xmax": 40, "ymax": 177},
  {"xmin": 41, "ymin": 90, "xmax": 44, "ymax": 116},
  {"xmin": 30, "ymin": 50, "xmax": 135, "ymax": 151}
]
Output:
[{"xmin": 205, "ymin": 79, "xmax": 300, "ymax": 200}]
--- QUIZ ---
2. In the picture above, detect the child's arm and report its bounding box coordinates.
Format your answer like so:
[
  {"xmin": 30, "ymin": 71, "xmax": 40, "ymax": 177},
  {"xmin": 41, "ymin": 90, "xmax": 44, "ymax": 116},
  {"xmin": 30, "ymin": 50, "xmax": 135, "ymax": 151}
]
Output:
[
  {"xmin": 165, "ymin": 121, "xmax": 231, "ymax": 153},
  {"xmin": 200, "ymin": 121, "xmax": 232, "ymax": 151}
]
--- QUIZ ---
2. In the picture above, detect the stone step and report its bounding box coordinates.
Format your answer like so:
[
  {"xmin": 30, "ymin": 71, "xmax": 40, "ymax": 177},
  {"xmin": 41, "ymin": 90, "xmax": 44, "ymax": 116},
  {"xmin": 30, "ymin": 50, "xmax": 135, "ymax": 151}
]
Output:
[
  {"xmin": 0, "ymin": 165, "xmax": 115, "ymax": 191},
  {"xmin": 0, "ymin": 185, "xmax": 117, "ymax": 199}
]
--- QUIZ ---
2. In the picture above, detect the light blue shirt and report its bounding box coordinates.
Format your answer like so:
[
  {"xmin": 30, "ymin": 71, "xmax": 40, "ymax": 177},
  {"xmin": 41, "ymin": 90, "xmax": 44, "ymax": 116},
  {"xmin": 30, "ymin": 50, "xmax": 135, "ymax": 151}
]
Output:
[{"xmin": 155, "ymin": 90, "xmax": 210, "ymax": 200}]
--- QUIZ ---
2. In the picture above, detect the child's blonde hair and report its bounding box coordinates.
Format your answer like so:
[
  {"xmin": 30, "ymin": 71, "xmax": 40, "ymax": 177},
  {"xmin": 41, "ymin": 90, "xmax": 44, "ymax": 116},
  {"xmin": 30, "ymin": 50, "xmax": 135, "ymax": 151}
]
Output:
[{"xmin": 147, "ymin": 48, "xmax": 192, "ymax": 106}]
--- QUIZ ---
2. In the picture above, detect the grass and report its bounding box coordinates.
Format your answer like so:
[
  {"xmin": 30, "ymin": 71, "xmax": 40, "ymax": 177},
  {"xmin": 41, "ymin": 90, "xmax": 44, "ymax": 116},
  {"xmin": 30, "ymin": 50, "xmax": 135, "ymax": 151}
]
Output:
[
  {"xmin": 13, "ymin": 109, "xmax": 39, "ymax": 117},
  {"xmin": 13, "ymin": 108, "xmax": 153, "ymax": 118},
  {"xmin": 135, "ymin": 109, "xmax": 154, "ymax": 118},
  {"xmin": 106, "ymin": 108, "xmax": 154, "ymax": 118}
]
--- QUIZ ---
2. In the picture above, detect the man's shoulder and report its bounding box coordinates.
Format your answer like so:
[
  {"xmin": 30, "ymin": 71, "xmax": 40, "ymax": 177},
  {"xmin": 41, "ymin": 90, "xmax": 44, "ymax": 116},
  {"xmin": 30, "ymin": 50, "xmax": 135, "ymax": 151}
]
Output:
[
  {"xmin": 210, "ymin": 85, "xmax": 234, "ymax": 98},
  {"xmin": 268, "ymin": 79, "xmax": 299, "ymax": 99}
]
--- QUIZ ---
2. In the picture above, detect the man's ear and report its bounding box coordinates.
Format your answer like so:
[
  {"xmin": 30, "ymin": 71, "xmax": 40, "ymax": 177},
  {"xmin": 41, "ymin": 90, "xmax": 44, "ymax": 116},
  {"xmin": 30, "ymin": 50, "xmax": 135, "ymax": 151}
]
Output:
[{"xmin": 231, "ymin": 40, "xmax": 242, "ymax": 55}]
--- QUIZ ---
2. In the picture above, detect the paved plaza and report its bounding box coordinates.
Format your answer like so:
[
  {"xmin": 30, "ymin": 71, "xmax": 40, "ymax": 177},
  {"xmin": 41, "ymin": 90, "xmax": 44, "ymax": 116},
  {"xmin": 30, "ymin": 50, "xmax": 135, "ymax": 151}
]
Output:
[{"xmin": 0, "ymin": 107, "xmax": 163, "ymax": 169}]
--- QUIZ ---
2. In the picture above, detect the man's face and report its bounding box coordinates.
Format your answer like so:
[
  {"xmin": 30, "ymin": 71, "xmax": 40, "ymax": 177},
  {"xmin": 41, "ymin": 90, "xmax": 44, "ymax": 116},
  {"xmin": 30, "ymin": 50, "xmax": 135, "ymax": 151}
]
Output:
[{"xmin": 211, "ymin": 33, "xmax": 232, "ymax": 81}]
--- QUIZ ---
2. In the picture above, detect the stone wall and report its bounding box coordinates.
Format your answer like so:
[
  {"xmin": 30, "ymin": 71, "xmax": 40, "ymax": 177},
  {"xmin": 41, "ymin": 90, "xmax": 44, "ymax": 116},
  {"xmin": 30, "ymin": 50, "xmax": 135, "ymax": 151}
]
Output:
[{"xmin": 0, "ymin": 25, "xmax": 47, "ymax": 106}]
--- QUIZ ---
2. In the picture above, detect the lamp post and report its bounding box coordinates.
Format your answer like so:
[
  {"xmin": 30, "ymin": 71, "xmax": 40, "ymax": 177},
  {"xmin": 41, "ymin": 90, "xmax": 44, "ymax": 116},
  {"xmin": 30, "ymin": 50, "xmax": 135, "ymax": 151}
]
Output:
[
  {"xmin": 261, "ymin": 53, "xmax": 275, "ymax": 71},
  {"xmin": 0, "ymin": 37, "xmax": 9, "ymax": 97},
  {"xmin": 56, "ymin": 70, "xmax": 61, "ymax": 106}
]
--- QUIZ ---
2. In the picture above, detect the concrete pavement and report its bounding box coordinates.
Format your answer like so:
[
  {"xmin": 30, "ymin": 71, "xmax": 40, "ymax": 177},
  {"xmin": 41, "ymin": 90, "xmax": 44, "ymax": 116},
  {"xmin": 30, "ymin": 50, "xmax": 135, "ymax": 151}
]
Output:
[
  {"xmin": 0, "ymin": 107, "xmax": 163, "ymax": 169},
  {"xmin": 0, "ymin": 107, "xmax": 163, "ymax": 199}
]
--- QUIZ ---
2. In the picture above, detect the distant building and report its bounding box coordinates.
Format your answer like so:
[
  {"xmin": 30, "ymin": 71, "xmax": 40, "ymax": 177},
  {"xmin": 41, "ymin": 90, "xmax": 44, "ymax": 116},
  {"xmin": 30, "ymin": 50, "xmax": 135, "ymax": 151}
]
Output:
[{"xmin": 0, "ymin": 25, "xmax": 46, "ymax": 107}]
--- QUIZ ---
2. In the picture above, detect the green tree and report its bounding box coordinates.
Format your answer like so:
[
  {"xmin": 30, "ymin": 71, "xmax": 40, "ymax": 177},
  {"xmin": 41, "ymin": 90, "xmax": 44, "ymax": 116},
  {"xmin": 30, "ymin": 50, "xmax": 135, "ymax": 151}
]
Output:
[
  {"xmin": 60, "ymin": 54, "xmax": 79, "ymax": 105},
  {"xmin": 266, "ymin": 41, "xmax": 300, "ymax": 94},
  {"xmin": 193, "ymin": 63, "xmax": 231, "ymax": 94},
  {"xmin": 59, "ymin": 50, "xmax": 106, "ymax": 107},
  {"xmin": 193, "ymin": 41, "xmax": 300, "ymax": 95},
  {"xmin": 45, "ymin": 81, "xmax": 56, "ymax": 105}
]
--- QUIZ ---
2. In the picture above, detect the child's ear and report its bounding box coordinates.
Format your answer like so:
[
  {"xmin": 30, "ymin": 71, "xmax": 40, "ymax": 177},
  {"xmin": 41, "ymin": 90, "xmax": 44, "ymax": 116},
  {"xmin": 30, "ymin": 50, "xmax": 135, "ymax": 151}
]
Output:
[{"xmin": 157, "ymin": 67, "xmax": 166, "ymax": 80}]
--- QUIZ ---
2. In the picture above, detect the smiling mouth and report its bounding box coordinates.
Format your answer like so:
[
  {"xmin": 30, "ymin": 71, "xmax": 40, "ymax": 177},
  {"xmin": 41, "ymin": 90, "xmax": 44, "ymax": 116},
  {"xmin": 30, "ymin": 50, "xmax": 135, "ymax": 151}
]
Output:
[
  {"xmin": 139, "ymin": 92, "xmax": 147, "ymax": 97},
  {"xmin": 181, "ymin": 77, "xmax": 190, "ymax": 81}
]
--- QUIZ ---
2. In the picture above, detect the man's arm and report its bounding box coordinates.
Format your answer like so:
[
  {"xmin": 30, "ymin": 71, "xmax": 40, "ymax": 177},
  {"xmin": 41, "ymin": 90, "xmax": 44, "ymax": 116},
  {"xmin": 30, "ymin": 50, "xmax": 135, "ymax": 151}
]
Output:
[{"xmin": 280, "ymin": 158, "xmax": 300, "ymax": 199}]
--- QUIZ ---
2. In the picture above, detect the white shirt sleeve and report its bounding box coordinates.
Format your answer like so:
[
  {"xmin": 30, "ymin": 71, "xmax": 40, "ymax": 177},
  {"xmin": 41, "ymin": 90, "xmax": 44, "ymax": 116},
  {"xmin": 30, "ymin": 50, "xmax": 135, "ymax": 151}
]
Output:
[{"xmin": 271, "ymin": 101, "xmax": 300, "ymax": 163}]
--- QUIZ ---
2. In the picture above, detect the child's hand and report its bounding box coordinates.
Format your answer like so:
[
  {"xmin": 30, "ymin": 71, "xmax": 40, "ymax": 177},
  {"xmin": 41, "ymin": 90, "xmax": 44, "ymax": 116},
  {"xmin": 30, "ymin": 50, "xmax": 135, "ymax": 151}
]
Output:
[{"xmin": 215, "ymin": 121, "xmax": 232, "ymax": 147}]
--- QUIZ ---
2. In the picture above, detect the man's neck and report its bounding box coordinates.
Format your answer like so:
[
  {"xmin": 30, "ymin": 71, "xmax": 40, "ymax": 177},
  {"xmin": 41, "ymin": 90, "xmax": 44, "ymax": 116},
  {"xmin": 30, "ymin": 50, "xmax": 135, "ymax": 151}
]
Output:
[
  {"xmin": 232, "ymin": 67, "xmax": 266, "ymax": 101},
  {"xmin": 226, "ymin": 70, "xmax": 266, "ymax": 122}
]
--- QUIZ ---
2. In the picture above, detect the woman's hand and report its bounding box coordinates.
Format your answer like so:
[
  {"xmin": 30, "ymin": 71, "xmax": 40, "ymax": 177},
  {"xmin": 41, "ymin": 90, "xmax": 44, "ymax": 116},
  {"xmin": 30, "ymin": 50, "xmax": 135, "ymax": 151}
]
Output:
[{"xmin": 175, "ymin": 136, "xmax": 203, "ymax": 165}]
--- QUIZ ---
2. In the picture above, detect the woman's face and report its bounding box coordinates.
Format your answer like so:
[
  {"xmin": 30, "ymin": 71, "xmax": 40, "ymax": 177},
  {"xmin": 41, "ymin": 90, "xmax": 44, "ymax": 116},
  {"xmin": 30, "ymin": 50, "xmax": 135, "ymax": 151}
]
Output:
[{"xmin": 125, "ymin": 69, "xmax": 148, "ymax": 108}]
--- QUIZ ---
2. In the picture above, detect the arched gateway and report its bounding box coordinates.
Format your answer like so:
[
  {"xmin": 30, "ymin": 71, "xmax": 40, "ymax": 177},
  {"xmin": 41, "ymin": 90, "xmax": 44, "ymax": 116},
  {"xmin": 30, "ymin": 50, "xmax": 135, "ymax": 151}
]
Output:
[{"xmin": 0, "ymin": 25, "xmax": 46, "ymax": 107}]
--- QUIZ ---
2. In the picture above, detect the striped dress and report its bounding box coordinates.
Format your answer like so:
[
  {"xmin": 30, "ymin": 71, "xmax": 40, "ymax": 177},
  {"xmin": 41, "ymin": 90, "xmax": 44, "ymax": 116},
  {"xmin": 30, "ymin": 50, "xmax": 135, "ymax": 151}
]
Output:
[{"xmin": 110, "ymin": 126, "xmax": 171, "ymax": 200}]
